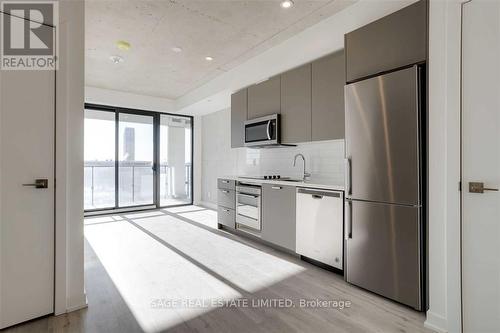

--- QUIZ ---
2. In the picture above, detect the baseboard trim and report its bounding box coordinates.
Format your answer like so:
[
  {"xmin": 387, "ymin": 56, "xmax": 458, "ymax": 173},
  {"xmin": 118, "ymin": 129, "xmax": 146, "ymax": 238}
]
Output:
[
  {"xmin": 63, "ymin": 295, "xmax": 89, "ymax": 315},
  {"xmin": 199, "ymin": 201, "xmax": 217, "ymax": 210},
  {"xmin": 425, "ymin": 310, "xmax": 448, "ymax": 333}
]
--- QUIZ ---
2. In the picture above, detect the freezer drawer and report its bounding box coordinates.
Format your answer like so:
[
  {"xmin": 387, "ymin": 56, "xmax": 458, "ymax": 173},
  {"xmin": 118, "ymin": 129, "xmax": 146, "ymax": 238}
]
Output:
[
  {"xmin": 345, "ymin": 66, "xmax": 422, "ymax": 206},
  {"xmin": 345, "ymin": 200, "xmax": 422, "ymax": 310},
  {"xmin": 296, "ymin": 188, "xmax": 344, "ymax": 269}
]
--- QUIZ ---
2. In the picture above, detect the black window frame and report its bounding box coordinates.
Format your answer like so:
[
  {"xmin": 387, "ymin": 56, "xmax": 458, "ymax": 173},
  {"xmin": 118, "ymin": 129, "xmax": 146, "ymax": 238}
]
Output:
[{"xmin": 84, "ymin": 103, "xmax": 194, "ymax": 214}]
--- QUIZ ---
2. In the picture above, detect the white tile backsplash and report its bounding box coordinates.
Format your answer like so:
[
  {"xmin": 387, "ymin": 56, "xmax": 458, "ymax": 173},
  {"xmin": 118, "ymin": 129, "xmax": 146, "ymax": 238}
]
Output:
[{"xmin": 201, "ymin": 108, "xmax": 345, "ymax": 204}]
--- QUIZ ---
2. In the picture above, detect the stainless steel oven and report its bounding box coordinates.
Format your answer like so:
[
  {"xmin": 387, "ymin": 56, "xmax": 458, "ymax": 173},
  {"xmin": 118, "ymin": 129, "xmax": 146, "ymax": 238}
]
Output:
[
  {"xmin": 244, "ymin": 114, "xmax": 279, "ymax": 147},
  {"xmin": 235, "ymin": 183, "xmax": 261, "ymax": 235}
]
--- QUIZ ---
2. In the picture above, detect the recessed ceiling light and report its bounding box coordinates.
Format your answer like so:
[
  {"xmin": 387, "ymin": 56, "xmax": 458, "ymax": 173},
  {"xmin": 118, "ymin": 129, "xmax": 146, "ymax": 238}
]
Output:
[
  {"xmin": 172, "ymin": 46, "xmax": 183, "ymax": 53},
  {"xmin": 280, "ymin": 0, "xmax": 294, "ymax": 9},
  {"xmin": 116, "ymin": 40, "xmax": 131, "ymax": 51},
  {"xmin": 205, "ymin": 56, "xmax": 214, "ymax": 61},
  {"xmin": 109, "ymin": 55, "xmax": 124, "ymax": 64}
]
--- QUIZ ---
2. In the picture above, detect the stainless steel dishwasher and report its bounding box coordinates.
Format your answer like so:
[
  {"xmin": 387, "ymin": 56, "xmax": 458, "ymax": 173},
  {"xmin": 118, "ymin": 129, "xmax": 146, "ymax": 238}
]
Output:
[{"xmin": 296, "ymin": 188, "xmax": 344, "ymax": 270}]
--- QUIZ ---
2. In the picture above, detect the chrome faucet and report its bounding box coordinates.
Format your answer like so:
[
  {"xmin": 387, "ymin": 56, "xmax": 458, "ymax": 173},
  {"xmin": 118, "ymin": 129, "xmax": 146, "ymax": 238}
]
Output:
[{"xmin": 293, "ymin": 153, "xmax": 311, "ymax": 181}]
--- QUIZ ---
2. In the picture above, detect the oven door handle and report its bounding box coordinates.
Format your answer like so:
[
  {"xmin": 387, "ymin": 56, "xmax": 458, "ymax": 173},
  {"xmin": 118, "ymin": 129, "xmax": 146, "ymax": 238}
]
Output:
[
  {"xmin": 238, "ymin": 193, "xmax": 259, "ymax": 199},
  {"xmin": 266, "ymin": 120, "xmax": 272, "ymax": 140}
]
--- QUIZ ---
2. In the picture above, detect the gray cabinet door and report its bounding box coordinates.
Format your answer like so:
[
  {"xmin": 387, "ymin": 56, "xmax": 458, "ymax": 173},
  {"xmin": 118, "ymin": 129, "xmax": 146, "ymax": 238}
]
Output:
[
  {"xmin": 247, "ymin": 76, "xmax": 281, "ymax": 119},
  {"xmin": 261, "ymin": 184, "xmax": 296, "ymax": 251},
  {"xmin": 345, "ymin": 0, "xmax": 427, "ymax": 83},
  {"xmin": 280, "ymin": 64, "xmax": 312, "ymax": 143},
  {"xmin": 231, "ymin": 89, "xmax": 247, "ymax": 148},
  {"xmin": 311, "ymin": 51, "xmax": 345, "ymax": 141}
]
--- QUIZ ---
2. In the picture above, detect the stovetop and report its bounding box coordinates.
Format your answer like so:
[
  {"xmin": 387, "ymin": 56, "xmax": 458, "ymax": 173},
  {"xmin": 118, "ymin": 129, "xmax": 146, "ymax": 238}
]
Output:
[{"xmin": 239, "ymin": 175, "xmax": 291, "ymax": 180}]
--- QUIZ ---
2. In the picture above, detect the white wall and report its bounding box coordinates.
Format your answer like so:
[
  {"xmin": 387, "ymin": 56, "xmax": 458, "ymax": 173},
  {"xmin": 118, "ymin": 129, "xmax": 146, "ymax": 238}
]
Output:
[
  {"xmin": 200, "ymin": 109, "xmax": 345, "ymax": 206},
  {"xmin": 85, "ymin": 86, "xmax": 175, "ymax": 112},
  {"xmin": 425, "ymin": 1, "xmax": 463, "ymax": 332},
  {"xmin": 54, "ymin": 0, "xmax": 87, "ymax": 314}
]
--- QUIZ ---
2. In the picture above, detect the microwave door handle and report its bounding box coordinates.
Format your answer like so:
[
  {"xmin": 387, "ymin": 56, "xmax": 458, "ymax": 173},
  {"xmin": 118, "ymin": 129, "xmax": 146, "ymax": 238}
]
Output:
[{"xmin": 266, "ymin": 120, "xmax": 272, "ymax": 140}]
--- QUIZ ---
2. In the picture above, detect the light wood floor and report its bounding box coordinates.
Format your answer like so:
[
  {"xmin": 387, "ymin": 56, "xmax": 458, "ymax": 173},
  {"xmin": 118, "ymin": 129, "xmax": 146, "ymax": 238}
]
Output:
[{"xmin": 4, "ymin": 206, "xmax": 433, "ymax": 333}]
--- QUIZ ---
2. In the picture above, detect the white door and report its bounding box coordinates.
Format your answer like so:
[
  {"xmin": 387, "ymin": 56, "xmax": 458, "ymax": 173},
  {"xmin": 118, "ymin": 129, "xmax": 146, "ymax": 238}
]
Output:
[
  {"xmin": 0, "ymin": 14, "xmax": 56, "ymax": 329},
  {"xmin": 462, "ymin": 1, "xmax": 500, "ymax": 332}
]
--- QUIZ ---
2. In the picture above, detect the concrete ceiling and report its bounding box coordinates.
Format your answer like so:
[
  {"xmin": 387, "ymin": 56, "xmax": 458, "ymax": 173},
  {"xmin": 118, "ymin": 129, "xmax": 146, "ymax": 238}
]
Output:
[{"xmin": 85, "ymin": 0, "xmax": 356, "ymax": 100}]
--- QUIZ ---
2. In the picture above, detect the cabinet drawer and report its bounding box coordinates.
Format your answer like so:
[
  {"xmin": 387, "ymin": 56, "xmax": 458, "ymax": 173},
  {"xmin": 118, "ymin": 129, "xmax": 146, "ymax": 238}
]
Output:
[
  {"xmin": 217, "ymin": 189, "xmax": 235, "ymax": 209},
  {"xmin": 218, "ymin": 207, "xmax": 235, "ymax": 229},
  {"xmin": 217, "ymin": 178, "xmax": 235, "ymax": 190}
]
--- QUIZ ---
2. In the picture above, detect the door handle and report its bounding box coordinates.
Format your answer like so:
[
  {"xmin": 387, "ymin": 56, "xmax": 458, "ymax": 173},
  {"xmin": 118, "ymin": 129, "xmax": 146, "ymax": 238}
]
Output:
[
  {"xmin": 271, "ymin": 186, "xmax": 282, "ymax": 190},
  {"xmin": 469, "ymin": 182, "xmax": 499, "ymax": 194},
  {"xmin": 345, "ymin": 199, "xmax": 352, "ymax": 240},
  {"xmin": 266, "ymin": 120, "xmax": 272, "ymax": 140},
  {"xmin": 345, "ymin": 157, "xmax": 352, "ymax": 195},
  {"xmin": 23, "ymin": 179, "xmax": 48, "ymax": 189}
]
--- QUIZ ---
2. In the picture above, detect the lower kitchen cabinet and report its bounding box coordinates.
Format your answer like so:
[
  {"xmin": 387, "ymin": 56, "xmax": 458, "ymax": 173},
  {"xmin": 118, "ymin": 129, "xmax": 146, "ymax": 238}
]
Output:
[
  {"xmin": 218, "ymin": 206, "xmax": 236, "ymax": 229},
  {"xmin": 217, "ymin": 178, "xmax": 236, "ymax": 229},
  {"xmin": 261, "ymin": 184, "xmax": 296, "ymax": 251}
]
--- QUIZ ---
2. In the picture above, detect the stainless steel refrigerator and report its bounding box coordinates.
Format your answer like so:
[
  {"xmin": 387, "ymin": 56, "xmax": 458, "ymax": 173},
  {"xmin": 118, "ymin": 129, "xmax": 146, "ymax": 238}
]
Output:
[{"xmin": 344, "ymin": 65, "xmax": 424, "ymax": 310}]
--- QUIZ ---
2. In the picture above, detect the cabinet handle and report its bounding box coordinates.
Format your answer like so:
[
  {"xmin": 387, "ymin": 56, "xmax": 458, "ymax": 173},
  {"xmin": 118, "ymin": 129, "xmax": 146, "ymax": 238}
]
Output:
[
  {"xmin": 222, "ymin": 180, "xmax": 229, "ymax": 184},
  {"xmin": 345, "ymin": 199, "xmax": 352, "ymax": 240},
  {"xmin": 222, "ymin": 208, "xmax": 230, "ymax": 213},
  {"xmin": 312, "ymin": 194, "xmax": 323, "ymax": 199},
  {"xmin": 221, "ymin": 190, "xmax": 229, "ymax": 194},
  {"xmin": 238, "ymin": 193, "xmax": 258, "ymax": 199},
  {"xmin": 345, "ymin": 158, "xmax": 352, "ymax": 195},
  {"xmin": 271, "ymin": 186, "xmax": 282, "ymax": 190}
]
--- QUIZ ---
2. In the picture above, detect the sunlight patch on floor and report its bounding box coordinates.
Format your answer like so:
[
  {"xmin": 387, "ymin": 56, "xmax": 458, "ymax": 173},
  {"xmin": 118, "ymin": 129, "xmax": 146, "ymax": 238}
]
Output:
[
  {"xmin": 176, "ymin": 209, "xmax": 219, "ymax": 229},
  {"xmin": 85, "ymin": 220, "xmax": 241, "ymax": 333},
  {"xmin": 163, "ymin": 206, "xmax": 207, "ymax": 214},
  {"xmin": 130, "ymin": 213, "xmax": 305, "ymax": 293},
  {"xmin": 84, "ymin": 215, "xmax": 124, "ymax": 225}
]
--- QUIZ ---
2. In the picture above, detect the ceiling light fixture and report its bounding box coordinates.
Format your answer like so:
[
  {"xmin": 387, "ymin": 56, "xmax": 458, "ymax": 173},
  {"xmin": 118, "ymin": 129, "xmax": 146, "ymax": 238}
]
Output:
[
  {"xmin": 205, "ymin": 56, "xmax": 214, "ymax": 61},
  {"xmin": 116, "ymin": 40, "xmax": 131, "ymax": 51},
  {"xmin": 109, "ymin": 55, "xmax": 124, "ymax": 64},
  {"xmin": 280, "ymin": 0, "xmax": 294, "ymax": 9},
  {"xmin": 172, "ymin": 46, "xmax": 183, "ymax": 53}
]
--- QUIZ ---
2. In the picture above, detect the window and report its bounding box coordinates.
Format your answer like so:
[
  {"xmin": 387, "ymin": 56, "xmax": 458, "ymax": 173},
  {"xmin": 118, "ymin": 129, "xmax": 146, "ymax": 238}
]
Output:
[
  {"xmin": 84, "ymin": 109, "xmax": 115, "ymax": 210},
  {"xmin": 84, "ymin": 105, "xmax": 193, "ymax": 212},
  {"xmin": 160, "ymin": 114, "xmax": 192, "ymax": 206}
]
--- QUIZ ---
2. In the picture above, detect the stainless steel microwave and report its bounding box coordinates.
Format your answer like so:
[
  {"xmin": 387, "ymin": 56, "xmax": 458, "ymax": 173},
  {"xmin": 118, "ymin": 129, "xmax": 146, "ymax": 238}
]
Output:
[{"xmin": 244, "ymin": 114, "xmax": 280, "ymax": 147}]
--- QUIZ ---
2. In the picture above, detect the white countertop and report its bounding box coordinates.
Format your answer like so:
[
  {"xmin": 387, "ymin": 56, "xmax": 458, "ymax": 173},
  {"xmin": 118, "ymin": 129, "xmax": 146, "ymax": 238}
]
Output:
[{"xmin": 221, "ymin": 176, "xmax": 344, "ymax": 191}]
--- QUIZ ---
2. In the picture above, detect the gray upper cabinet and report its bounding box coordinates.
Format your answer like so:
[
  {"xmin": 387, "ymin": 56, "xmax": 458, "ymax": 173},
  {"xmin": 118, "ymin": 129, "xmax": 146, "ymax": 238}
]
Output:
[
  {"xmin": 311, "ymin": 51, "xmax": 345, "ymax": 141},
  {"xmin": 261, "ymin": 184, "xmax": 296, "ymax": 251},
  {"xmin": 345, "ymin": 0, "xmax": 427, "ymax": 83},
  {"xmin": 231, "ymin": 89, "xmax": 247, "ymax": 148},
  {"xmin": 280, "ymin": 64, "xmax": 312, "ymax": 143},
  {"xmin": 247, "ymin": 76, "xmax": 281, "ymax": 120}
]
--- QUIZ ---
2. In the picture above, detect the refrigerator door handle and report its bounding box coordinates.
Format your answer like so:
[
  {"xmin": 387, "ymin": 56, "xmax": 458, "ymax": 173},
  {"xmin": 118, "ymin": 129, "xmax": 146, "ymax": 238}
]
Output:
[
  {"xmin": 345, "ymin": 199, "xmax": 352, "ymax": 240},
  {"xmin": 345, "ymin": 157, "xmax": 352, "ymax": 195}
]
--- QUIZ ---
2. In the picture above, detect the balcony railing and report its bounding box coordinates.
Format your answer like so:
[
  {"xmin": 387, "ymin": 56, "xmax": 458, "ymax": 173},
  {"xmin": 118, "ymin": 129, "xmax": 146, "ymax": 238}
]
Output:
[{"xmin": 84, "ymin": 161, "xmax": 192, "ymax": 210}]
